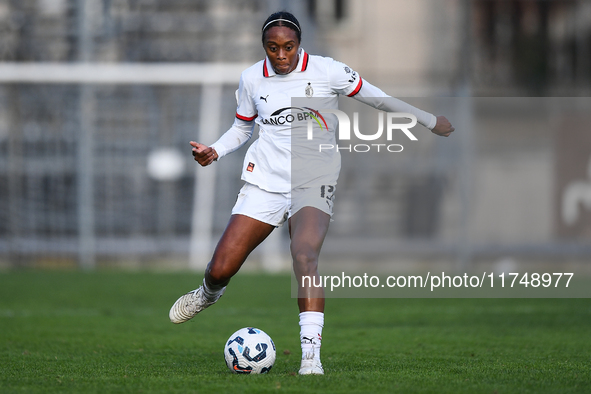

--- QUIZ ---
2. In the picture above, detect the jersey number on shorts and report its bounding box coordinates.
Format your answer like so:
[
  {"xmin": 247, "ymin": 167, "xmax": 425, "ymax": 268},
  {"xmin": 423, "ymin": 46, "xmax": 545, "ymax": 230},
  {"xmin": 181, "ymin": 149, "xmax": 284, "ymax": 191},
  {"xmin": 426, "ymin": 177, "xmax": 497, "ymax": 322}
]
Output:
[{"xmin": 320, "ymin": 185, "xmax": 335, "ymax": 209}]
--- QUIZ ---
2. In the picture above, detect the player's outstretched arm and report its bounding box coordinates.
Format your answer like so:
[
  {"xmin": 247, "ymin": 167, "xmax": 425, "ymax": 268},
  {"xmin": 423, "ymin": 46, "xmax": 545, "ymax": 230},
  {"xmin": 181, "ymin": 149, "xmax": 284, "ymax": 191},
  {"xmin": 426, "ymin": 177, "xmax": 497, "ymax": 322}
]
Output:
[
  {"xmin": 431, "ymin": 116, "xmax": 455, "ymax": 137},
  {"xmin": 190, "ymin": 141, "xmax": 218, "ymax": 167},
  {"xmin": 345, "ymin": 75, "xmax": 455, "ymax": 137}
]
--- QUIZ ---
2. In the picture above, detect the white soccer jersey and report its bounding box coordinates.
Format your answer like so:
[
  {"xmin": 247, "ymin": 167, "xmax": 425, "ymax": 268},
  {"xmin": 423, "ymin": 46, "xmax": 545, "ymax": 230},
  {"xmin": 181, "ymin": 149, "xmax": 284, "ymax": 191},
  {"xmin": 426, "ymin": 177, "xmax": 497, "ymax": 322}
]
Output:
[{"xmin": 211, "ymin": 47, "xmax": 437, "ymax": 193}]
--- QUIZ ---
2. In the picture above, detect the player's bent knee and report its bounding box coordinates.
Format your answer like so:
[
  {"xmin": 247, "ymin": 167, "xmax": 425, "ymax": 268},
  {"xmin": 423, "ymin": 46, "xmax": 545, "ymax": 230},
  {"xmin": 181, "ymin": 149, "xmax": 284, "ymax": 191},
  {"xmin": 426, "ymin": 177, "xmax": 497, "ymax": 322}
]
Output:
[{"xmin": 292, "ymin": 250, "xmax": 319, "ymax": 275}]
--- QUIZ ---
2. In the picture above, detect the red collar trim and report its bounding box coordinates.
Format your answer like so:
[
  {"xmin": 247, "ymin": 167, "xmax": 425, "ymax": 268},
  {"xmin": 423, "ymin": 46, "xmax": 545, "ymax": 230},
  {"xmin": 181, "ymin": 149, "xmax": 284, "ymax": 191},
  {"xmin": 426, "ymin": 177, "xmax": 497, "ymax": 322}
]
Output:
[
  {"xmin": 300, "ymin": 51, "xmax": 309, "ymax": 72},
  {"xmin": 263, "ymin": 58, "xmax": 270, "ymax": 77}
]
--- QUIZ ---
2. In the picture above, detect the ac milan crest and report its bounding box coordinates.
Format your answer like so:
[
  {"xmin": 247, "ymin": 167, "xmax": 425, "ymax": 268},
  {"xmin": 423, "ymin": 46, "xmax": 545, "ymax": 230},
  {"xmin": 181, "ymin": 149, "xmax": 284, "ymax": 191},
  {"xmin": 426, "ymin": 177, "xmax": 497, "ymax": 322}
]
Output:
[{"xmin": 305, "ymin": 82, "xmax": 314, "ymax": 98}]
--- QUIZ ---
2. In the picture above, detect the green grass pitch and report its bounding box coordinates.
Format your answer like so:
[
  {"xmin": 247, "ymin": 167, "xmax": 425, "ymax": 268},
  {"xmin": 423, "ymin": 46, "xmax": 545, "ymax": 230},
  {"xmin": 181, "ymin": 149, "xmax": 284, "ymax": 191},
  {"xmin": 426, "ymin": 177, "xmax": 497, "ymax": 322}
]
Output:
[{"xmin": 0, "ymin": 270, "xmax": 590, "ymax": 393}]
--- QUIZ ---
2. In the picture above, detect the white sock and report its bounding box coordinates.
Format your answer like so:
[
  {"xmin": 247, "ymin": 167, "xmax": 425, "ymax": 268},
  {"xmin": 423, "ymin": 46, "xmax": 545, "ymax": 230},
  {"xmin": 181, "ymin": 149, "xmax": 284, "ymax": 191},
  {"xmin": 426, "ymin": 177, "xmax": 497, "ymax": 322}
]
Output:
[
  {"xmin": 202, "ymin": 278, "xmax": 225, "ymax": 302},
  {"xmin": 299, "ymin": 311, "xmax": 324, "ymax": 360}
]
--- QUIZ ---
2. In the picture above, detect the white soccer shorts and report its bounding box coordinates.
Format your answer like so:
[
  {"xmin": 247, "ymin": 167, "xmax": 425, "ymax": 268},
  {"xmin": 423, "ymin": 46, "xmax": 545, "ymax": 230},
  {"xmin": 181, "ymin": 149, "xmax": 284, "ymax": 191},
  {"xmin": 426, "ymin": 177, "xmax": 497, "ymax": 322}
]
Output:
[{"xmin": 231, "ymin": 182, "xmax": 335, "ymax": 227}]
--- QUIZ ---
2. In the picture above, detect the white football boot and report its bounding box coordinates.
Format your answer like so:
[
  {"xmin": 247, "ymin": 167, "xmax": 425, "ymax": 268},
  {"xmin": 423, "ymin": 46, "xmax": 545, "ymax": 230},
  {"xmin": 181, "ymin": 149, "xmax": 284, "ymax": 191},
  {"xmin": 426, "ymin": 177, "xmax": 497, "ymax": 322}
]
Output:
[
  {"xmin": 169, "ymin": 285, "xmax": 225, "ymax": 324},
  {"xmin": 298, "ymin": 351, "xmax": 324, "ymax": 375}
]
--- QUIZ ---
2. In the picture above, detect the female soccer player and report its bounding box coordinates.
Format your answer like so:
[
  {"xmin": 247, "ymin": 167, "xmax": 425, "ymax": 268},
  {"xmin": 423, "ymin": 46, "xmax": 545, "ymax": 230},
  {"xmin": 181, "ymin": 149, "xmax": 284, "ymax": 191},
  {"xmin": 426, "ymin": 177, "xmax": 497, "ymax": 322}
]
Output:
[{"xmin": 170, "ymin": 11, "xmax": 454, "ymax": 375}]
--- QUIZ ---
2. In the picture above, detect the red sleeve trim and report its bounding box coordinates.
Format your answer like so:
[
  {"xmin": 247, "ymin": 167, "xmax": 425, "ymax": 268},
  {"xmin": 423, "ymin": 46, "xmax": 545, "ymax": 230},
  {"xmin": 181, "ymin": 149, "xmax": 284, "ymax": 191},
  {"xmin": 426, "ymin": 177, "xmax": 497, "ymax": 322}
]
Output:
[
  {"xmin": 236, "ymin": 113, "xmax": 257, "ymax": 122},
  {"xmin": 347, "ymin": 78, "xmax": 363, "ymax": 97},
  {"xmin": 301, "ymin": 52, "xmax": 309, "ymax": 72}
]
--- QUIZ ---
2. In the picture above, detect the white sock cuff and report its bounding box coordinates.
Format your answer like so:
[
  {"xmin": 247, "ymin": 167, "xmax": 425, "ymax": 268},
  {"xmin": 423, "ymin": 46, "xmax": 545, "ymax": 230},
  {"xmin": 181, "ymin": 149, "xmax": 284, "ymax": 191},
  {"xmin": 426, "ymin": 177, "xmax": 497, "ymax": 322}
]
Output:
[
  {"xmin": 202, "ymin": 278, "xmax": 225, "ymax": 301},
  {"xmin": 299, "ymin": 311, "xmax": 324, "ymax": 328}
]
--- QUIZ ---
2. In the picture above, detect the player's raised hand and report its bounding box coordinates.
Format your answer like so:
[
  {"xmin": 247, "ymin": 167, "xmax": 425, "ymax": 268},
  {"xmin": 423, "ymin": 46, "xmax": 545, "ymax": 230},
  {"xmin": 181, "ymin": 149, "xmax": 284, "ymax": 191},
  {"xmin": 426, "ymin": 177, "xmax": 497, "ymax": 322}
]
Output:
[
  {"xmin": 190, "ymin": 141, "xmax": 218, "ymax": 166},
  {"xmin": 431, "ymin": 116, "xmax": 455, "ymax": 137}
]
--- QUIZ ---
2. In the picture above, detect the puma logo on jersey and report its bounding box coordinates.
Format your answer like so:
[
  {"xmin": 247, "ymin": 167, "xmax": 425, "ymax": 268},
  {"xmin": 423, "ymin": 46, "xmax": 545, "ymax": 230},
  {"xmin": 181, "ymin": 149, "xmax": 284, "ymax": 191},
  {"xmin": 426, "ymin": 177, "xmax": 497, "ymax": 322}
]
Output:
[{"xmin": 260, "ymin": 95, "xmax": 269, "ymax": 103}]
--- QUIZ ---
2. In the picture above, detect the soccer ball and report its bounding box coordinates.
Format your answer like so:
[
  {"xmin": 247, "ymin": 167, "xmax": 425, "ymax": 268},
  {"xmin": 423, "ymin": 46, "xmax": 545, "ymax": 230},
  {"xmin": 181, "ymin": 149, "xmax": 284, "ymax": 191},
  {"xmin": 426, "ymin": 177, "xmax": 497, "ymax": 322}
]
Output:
[{"xmin": 224, "ymin": 327, "xmax": 276, "ymax": 374}]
